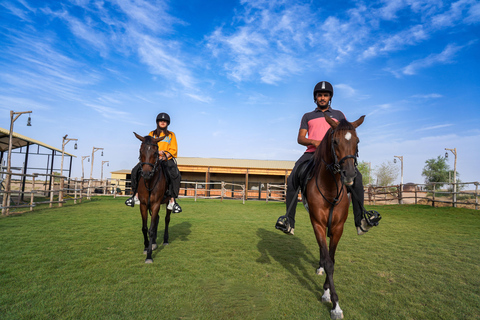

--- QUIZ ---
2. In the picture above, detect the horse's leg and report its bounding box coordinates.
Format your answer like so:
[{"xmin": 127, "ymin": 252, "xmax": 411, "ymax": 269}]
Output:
[
  {"xmin": 163, "ymin": 207, "xmax": 172, "ymax": 245},
  {"xmin": 151, "ymin": 213, "xmax": 160, "ymax": 251},
  {"xmin": 310, "ymin": 218, "xmax": 332, "ymax": 302},
  {"xmin": 145, "ymin": 207, "xmax": 160, "ymax": 264},
  {"xmin": 140, "ymin": 204, "xmax": 149, "ymax": 254},
  {"xmin": 325, "ymin": 225, "xmax": 345, "ymax": 320}
]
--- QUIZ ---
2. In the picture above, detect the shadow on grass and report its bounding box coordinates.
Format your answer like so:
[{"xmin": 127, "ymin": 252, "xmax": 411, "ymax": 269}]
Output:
[
  {"xmin": 153, "ymin": 221, "xmax": 192, "ymax": 257},
  {"xmin": 256, "ymin": 228, "xmax": 325, "ymax": 302}
]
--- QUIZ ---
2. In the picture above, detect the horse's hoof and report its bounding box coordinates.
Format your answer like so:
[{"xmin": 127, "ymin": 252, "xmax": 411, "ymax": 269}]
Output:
[
  {"xmin": 145, "ymin": 259, "xmax": 153, "ymax": 264},
  {"xmin": 316, "ymin": 267, "xmax": 325, "ymax": 275},
  {"xmin": 330, "ymin": 305, "xmax": 343, "ymax": 319},
  {"xmin": 163, "ymin": 242, "xmax": 169, "ymax": 246},
  {"xmin": 322, "ymin": 289, "xmax": 331, "ymax": 303},
  {"xmin": 152, "ymin": 244, "xmax": 158, "ymax": 250}
]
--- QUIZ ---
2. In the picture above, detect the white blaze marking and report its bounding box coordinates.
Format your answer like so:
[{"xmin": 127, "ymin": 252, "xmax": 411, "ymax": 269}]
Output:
[{"xmin": 345, "ymin": 132, "xmax": 352, "ymax": 141}]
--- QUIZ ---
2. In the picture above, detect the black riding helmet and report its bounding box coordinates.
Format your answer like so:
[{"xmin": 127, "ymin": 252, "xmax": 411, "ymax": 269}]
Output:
[
  {"xmin": 313, "ymin": 81, "xmax": 334, "ymax": 101},
  {"xmin": 156, "ymin": 112, "xmax": 170, "ymax": 125}
]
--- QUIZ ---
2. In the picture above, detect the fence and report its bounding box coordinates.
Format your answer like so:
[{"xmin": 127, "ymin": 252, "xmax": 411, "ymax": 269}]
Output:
[
  {"xmin": 365, "ymin": 181, "xmax": 479, "ymax": 210},
  {"xmin": 2, "ymin": 170, "xmax": 478, "ymax": 215}
]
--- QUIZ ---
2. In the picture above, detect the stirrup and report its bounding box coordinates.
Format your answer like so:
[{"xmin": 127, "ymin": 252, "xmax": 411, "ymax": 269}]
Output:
[
  {"xmin": 364, "ymin": 210, "xmax": 381, "ymax": 226},
  {"xmin": 172, "ymin": 203, "xmax": 182, "ymax": 213},
  {"xmin": 125, "ymin": 197, "xmax": 135, "ymax": 207},
  {"xmin": 275, "ymin": 215, "xmax": 294, "ymax": 235}
]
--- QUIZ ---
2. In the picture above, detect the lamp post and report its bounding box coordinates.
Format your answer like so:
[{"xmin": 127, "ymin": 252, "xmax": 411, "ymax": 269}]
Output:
[
  {"xmin": 60, "ymin": 134, "xmax": 77, "ymax": 176},
  {"xmin": 81, "ymin": 156, "xmax": 90, "ymax": 179},
  {"xmin": 90, "ymin": 147, "xmax": 104, "ymax": 179},
  {"xmin": 2, "ymin": 110, "xmax": 32, "ymax": 216},
  {"xmin": 445, "ymin": 148, "xmax": 457, "ymax": 207},
  {"xmin": 394, "ymin": 155, "xmax": 404, "ymax": 204},
  {"xmin": 101, "ymin": 161, "xmax": 109, "ymax": 182}
]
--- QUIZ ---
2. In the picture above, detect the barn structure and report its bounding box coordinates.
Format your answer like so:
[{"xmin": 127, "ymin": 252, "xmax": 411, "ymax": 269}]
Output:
[
  {"xmin": 0, "ymin": 127, "xmax": 76, "ymax": 191},
  {"xmin": 111, "ymin": 157, "xmax": 295, "ymax": 199}
]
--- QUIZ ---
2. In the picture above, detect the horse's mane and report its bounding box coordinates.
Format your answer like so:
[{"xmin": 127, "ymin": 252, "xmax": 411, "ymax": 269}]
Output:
[{"xmin": 336, "ymin": 119, "xmax": 354, "ymax": 131}]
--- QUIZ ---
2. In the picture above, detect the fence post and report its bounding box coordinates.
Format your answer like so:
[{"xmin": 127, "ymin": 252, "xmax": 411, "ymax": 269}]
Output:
[
  {"xmin": 242, "ymin": 184, "xmax": 245, "ymax": 205},
  {"xmin": 432, "ymin": 183, "xmax": 436, "ymax": 207},
  {"xmin": 414, "ymin": 184, "xmax": 418, "ymax": 205},
  {"xmin": 221, "ymin": 181, "xmax": 225, "ymax": 202},
  {"xmin": 194, "ymin": 182, "xmax": 197, "ymax": 202},
  {"xmin": 49, "ymin": 180, "xmax": 54, "ymax": 208},
  {"xmin": 30, "ymin": 175, "xmax": 36, "ymax": 211},
  {"xmin": 59, "ymin": 178, "xmax": 64, "ymax": 207},
  {"xmin": 266, "ymin": 183, "xmax": 270, "ymax": 203},
  {"xmin": 475, "ymin": 182, "xmax": 479, "ymax": 211}
]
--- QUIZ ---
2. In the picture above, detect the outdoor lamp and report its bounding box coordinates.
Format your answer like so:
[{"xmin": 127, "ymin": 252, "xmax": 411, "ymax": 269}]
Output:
[
  {"xmin": 394, "ymin": 158, "xmax": 397, "ymax": 163},
  {"xmin": 101, "ymin": 151, "xmax": 103, "ymax": 156},
  {"xmin": 445, "ymin": 152, "xmax": 448, "ymax": 159},
  {"xmin": 27, "ymin": 116, "xmax": 32, "ymax": 126},
  {"xmin": 74, "ymin": 142, "xmax": 78, "ymax": 150}
]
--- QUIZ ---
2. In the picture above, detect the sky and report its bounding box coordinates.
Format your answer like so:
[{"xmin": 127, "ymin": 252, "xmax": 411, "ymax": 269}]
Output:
[{"xmin": 1, "ymin": 0, "xmax": 479, "ymax": 185}]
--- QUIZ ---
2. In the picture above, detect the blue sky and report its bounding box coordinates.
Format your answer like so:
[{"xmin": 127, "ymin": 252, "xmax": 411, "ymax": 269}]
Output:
[{"xmin": 1, "ymin": 0, "xmax": 479, "ymax": 184}]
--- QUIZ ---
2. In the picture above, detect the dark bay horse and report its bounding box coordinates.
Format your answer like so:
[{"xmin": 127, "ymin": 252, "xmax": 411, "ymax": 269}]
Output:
[
  {"xmin": 303, "ymin": 114, "xmax": 365, "ymax": 319},
  {"xmin": 134, "ymin": 132, "xmax": 172, "ymax": 264}
]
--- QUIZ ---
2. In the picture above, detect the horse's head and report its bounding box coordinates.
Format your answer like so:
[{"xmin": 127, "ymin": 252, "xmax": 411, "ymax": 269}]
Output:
[
  {"xmin": 134, "ymin": 132, "xmax": 166, "ymax": 180},
  {"xmin": 324, "ymin": 114, "xmax": 365, "ymax": 186}
]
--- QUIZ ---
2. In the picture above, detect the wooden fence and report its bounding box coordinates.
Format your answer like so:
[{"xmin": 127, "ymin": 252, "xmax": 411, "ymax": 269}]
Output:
[{"xmin": 2, "ymin": 170, "xmax": 478, "ymax": 215}]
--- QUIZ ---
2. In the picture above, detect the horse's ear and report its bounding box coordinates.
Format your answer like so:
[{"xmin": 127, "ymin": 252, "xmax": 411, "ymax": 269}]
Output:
[
  {"xmin": 134, "ymin": 132, "xmax": 144, "ymax": 142},
  {"xmin": 324, "ymin": 113, "xmax": 338, "ymax": 129},
  {"xmin": 351, "ymin": 115, "xmax": 365, "ymax": 128}
]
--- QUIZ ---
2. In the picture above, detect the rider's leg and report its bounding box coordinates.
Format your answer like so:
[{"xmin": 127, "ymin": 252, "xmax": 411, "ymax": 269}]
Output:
[
  {"xmin": 352, "ymin": 169, "xmax": 364, "ymax": 228},
  {"xmin": 125, "ymin": 163, "xmax": 141, "ymax": 207},
  {"xmin": 352, "ymin": 170, "xmax": 380, "ymax": 235},
  {"xmin": 276, "ymin": 152, "xmax": 313, "ymax": 234},
  {"xmin": 165, "ymin": 159, "xmax": 182, "ymax": 213}
]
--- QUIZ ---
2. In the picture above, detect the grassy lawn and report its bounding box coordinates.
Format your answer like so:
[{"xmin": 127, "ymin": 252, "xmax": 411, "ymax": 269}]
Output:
[{"xmin": 1, "ymin": 198, "xmax": 479, "ymax": 319}]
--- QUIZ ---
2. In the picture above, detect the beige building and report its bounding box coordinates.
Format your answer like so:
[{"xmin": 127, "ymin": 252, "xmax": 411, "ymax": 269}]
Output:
[{"xmin": 111, "ymin": 157, "xmax": 295, "ymax": 199}]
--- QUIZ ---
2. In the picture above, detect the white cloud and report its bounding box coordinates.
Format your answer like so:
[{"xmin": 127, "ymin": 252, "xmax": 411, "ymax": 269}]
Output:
[{"xmin": 402, "ymin": 43, "xmax": 463, "ymax": 75}]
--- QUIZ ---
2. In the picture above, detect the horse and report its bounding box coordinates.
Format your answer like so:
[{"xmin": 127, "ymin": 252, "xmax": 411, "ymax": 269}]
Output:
[
  {"xmin": 303, "ymin": 114, "xmax": 365, "ymax": 319},
  {"xmin": 134, "ymin": 132, "xmax": 172, "ymax": 264}
]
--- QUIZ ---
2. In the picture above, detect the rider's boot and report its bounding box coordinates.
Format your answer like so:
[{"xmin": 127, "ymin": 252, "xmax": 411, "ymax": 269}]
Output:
[{"xmin": 275, "ymin": 215, "xmax": 294, "ymax": 235}]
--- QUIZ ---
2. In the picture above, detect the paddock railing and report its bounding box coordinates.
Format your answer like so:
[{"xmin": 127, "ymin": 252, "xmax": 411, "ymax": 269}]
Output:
[{"xmin": 2, "ymin": 171, "xmax": 478, "ymax": 215}]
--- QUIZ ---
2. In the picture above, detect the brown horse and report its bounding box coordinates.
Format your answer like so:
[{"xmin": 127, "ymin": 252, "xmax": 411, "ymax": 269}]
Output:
[
  {"xmin": 134, "ymin": 132, "xmax": 172, "ymax": 264},
  {"xmin": 303, "ymin": 114, "xmax": 365, "ymax": 319}
]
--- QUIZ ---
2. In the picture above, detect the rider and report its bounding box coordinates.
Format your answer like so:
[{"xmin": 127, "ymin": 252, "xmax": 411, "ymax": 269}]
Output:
[
  {"xmin": 125, "ymin": 112, "xmax": 182, "ymax": 213},
  {"xmin": 275, "ymin": 81, "xmax": 379, "ymax": 235}
]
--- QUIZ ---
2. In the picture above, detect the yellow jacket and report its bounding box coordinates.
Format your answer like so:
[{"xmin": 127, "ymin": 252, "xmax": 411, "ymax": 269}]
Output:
[{"xmin": 149, "ymin": 130, "xmax": 178, "ymax": 158}]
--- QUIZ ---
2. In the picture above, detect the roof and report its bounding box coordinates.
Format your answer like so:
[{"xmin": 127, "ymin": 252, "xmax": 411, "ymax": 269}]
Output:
[
  {"xmin": 111, "ymin": 157, "xmax": 295, "ymax": 174},
  {"xmin": 177, "ymin": 157, "xmax": 295, "ymax": 170},
  {"xmin": 0, "ymin": 127, "xmax": 76, "ymax": 157}
]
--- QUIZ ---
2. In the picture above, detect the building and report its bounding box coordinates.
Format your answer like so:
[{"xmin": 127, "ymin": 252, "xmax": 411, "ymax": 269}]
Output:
[{"xmin": 111, "ymin": 157, "xmax": 295, "ymax": 199}]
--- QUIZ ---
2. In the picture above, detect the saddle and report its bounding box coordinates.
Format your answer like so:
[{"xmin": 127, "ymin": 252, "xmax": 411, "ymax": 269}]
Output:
[{"xmin": 298, "ymin": 158, "xmax": 316, "ymax": 195}]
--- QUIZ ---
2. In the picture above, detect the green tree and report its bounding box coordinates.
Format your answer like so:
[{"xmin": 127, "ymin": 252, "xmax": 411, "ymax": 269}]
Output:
[
  {"xmin": 421, "ymin": 156, "xmax": 450, "ymax": 189},
  {"xmin": 374, "ymin": 161, "xmax": 399, "ymax": 186},
  {"xmin": 357, "ymin": 161, "xmax": 372, "ymax": 185}
]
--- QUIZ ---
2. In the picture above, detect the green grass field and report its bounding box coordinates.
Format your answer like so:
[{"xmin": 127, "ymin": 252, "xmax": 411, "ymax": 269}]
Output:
[{"xmin": 1, "ymin": 198, "xmax": 479, "ymax": 319}]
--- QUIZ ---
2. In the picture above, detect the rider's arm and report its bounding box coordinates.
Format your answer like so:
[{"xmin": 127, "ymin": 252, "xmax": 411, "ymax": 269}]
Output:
[{"xmin": 297, "ymin": 129, "xmax": 321, "ymax": 148}]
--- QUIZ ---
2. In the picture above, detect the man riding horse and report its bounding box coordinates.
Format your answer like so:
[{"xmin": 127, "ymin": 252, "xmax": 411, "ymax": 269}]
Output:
[{"xmin": 275, "ymin": 81, "xmax": 380, "ymax": 235}]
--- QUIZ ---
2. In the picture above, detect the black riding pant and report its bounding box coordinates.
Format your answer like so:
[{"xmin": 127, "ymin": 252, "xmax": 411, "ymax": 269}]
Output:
[
  {"xmin": 130, "ymin": 159, "xmax": 181, "ymax": 198},
  {"xmin": 285, "ymin": 152, "xmax": 364, "ymax": 228}
]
